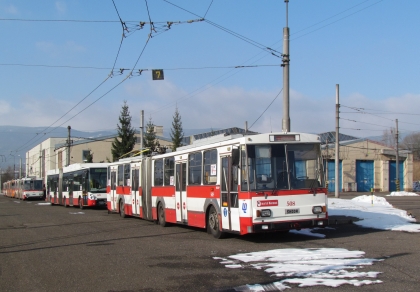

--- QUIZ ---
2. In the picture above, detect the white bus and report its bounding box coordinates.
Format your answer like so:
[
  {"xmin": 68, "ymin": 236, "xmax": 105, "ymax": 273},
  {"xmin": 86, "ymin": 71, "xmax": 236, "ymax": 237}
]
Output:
[{"xmin": 47, "ymin": 163, "xmax": 108, "ymax": 208}]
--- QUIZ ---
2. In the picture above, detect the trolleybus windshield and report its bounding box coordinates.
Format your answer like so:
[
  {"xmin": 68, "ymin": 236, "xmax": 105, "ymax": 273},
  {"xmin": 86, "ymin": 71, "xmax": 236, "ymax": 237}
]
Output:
[
  {"xmin": 22, "ymin": 180, "xmax": 43, "ymax": 191},
  {"xmin": 89, "ymin": 168, "xmax": 107, "ymax": 193},
  {"xmin": 244, "ymin": 143, "xmax": 323, "ymax": 191}
]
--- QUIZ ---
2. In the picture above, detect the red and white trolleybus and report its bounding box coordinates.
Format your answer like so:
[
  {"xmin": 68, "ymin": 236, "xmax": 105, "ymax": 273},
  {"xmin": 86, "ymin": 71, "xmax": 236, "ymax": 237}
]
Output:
[
  {"xmin": 107, "ymin": 132, "xmax": 328, "ymax": 238},
  {"xmin": 47, "ymin": 163, "xmax": 108, "ymax": 208}
]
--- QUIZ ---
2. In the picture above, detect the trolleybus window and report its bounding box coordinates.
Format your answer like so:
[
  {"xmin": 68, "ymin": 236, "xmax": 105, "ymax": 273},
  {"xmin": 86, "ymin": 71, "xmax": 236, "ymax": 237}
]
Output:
[
  {"xmin": 188, "ymin": 152, "xmax": 202, "ymax": 185},
  {"xmin": 164, "ymin": 157, "xmax": 174, "ymax": 186},
  {"xmin": 118, "ymin": 165, "xmax": 124, "ymax": 186},
  {"xmin": 154, "ymin": 159, "xmax": 163, "ymax": 186},
  {"xmin": 33, "ymin": 180, "xmax": 43, "ymax": 190},
  {"xmin": 124, "ymin": 164, "xmax": 131, "ymax": 186},
  {"xmin": 203, "ymin": 149, "xmax": 217, "ymax": 185}
]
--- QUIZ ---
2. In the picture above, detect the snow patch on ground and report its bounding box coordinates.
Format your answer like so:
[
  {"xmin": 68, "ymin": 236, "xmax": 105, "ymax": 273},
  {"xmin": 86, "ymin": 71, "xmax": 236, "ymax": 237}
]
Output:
[
  {"xmin": 215, "ymin": 248, "xmax": 383, "ymax": 291},
  {"xmin": 329, "ymin": 195, "xmax": 420, "ymax": 232}
]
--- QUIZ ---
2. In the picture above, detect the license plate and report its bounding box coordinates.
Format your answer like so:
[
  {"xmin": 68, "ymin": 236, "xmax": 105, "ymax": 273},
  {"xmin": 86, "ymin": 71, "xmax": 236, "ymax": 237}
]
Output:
[{"xmin": 285, "ymin": 208, "xmax": 300, "ymax": 214}]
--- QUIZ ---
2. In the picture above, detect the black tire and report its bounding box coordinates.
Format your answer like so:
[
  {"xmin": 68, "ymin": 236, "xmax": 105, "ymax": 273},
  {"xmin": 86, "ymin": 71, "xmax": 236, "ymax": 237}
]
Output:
[
  {"xmin": 208, "ymin": 206, "xmax": 224, "ymax": 239},
  {"xmin": 158, "ymin": 203, "xmax": 168, "ymax": 227},
  {"xmin": 119, "ymin": 200, "xmax": 126, "ymax": 218},
  {"xmin": 79, "ymin": 198, "xmax": 84, "ymax": 210}
]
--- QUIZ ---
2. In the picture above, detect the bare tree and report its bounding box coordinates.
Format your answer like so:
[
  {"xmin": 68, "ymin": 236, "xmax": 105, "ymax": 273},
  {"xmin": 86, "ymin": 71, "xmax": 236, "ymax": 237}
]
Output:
[
  {"xmin": 401, "ymin": 132, "xmax": 420, "ymax": 160},
  {"xmin": 382, "ymin": 128, "xmax": 397, "ymax": 148}
]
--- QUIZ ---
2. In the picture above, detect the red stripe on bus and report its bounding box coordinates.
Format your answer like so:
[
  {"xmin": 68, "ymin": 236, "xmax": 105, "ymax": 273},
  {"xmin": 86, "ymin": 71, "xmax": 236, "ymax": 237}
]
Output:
[
  {"xmin": 186, "ymin": 185, "xmax": 220, "ymax": 198},
  {"xmin": 187, "ymin": 211, "xmax": 206, "ymax": 228},
  {"xmin": 152, "ymin": 186, "xmax": 175, "ymax": 198}
]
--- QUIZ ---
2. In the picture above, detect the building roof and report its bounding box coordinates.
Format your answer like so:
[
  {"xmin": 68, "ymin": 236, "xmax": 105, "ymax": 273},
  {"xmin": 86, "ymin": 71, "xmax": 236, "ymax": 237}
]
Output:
[{"xmin": 319, "ymin": 132, "xmax": 359, "ymax": 144}]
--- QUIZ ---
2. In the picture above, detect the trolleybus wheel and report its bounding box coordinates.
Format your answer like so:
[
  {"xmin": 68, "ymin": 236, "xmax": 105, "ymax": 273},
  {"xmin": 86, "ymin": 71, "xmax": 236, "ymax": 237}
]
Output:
[
  {"xmin": 119, "ymin": 200, "xmax": 126, "ymax": 218},
  {"xmin": 158, "ymin": 203, "xmax": 167, "ymax": 227},
  {"xmin": 208, "ymin": 206, "xmax": 224, "ymax": 239},
  {"xmin": 78, "ymin": 198, "xmax": 84, "ymax": 210}
]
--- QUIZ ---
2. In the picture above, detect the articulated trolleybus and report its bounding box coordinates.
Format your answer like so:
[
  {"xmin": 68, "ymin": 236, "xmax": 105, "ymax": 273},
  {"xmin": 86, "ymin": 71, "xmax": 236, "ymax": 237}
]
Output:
[
  {"xmin": 47, "ymin": 163, "xmax": 108, "ymax": 208},
  {"xmin": 2, "ymin": 177, "xmax": 44, "ymax": 200},
  {"xmin": 107, "ymin": 132, "xmax": 328, "ymax": 238}
]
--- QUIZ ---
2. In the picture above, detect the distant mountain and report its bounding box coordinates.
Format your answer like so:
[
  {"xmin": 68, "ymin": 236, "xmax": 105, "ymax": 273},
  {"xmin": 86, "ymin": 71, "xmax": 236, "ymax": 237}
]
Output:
[{"xmin": 0, "ymin": 125, "xmax": 116, "ymax": 168}]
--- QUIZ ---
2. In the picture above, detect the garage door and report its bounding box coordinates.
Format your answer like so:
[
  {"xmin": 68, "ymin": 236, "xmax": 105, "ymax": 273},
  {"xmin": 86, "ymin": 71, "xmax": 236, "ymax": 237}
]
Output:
[
  {"xmin": 326, "ymin": 160, "xmax": 342, "ymax": 193},
  {"xmin": 356, "ymin": 160, "xmax": 374, "ymax": 192},
  {"xmin": 389, "ymin": 161, "xmax": 404, "ymax": 191}
]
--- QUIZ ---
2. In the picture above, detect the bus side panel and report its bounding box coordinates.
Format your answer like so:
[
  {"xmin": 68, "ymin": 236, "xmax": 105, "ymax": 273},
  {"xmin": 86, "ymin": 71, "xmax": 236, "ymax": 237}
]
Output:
[{"xmin": 152, "ymin": 186, "xmax": 176, "ymax": 222}]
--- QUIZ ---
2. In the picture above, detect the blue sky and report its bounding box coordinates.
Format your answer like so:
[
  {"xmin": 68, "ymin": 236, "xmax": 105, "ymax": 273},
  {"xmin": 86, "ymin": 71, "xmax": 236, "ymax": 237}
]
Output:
[{"xmin": 1, "ymin": 0, "xmax": 419, "ymax": 150}]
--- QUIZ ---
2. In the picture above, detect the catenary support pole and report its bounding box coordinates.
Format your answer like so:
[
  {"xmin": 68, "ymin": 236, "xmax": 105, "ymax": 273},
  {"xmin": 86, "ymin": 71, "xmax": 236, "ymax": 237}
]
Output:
[
  {"xmin": 66, "ymin": 125, "xmax": 71, "ymax": 166},
  {"xmin": 396, "ymin": 119, "xmax": 400, "ymax": 191},
  {"xmin": 140, "ymin": 110, "xmax": 144, "ymax": 157},
  {"xmin": 282, "ymin": 0, "xmax": 290, "ymax": 132},
  {"xmin": 335, "ymin": 84, "xmax": 340, "ymax": 198}
]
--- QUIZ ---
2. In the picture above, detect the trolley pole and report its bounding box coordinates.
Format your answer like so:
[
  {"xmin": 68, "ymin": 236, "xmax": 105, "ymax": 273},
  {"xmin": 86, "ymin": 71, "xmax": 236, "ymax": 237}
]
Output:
[
  {"xmin": 335, "ymin": 84, "xmax": 340, "ymax": 198},
  {"xmin": 282, "ymin": 0, "xmax": 290, "ymax": 133},
  {"xmin": 395, "ymin": 119, "xmax": 400, "ymax": 191}
]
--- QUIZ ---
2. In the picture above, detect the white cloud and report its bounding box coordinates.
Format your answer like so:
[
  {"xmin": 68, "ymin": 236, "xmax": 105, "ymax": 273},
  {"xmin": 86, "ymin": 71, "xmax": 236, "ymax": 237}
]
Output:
[
  {"xmin": 55, "ymin": 1, "xmax": 67, "ymax": 13},
  {"xmin": 0, "ymin": 100, "xmax": 11, "ymax": 115},
  {"xmin": 4, "ymin": 4, "xmax": 18, "ymax": 14}
]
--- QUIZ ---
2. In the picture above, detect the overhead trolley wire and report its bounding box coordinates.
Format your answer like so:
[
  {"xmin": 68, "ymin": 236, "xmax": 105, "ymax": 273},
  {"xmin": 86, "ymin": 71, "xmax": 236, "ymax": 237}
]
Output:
[
  {"xmin": 249, "ymin": 89, "xmax": 283, "ymax": 130},
  {"xmin": 162, "ymin": 0, "xmax": 282, "ymax": 58},
  {"xmin": 291, "ymin": 0, "xmax": 384, "ymax": 41},
  {"xmin": 14, "ymin": 0, "xmax": 133, "ymax": 153}
]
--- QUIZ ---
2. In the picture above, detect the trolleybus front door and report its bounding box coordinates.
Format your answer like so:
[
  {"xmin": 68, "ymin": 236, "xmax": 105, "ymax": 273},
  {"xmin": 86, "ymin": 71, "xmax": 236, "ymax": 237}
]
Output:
[
  {"xmin": 220, "ymin": 156, "xmax": 240, "ymax": 232},
  {"xmin": 175, "ymin": 162, "xmax": 187, "ymax": 223},
  {"xmin": 131, "ymin": 167, "xmax": 139, "ymax": 216}
]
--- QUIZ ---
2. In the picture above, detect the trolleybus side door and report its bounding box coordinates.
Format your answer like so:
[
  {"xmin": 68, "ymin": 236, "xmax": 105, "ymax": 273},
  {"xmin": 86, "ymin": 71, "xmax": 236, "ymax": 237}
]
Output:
[
  {"xmin": 220, "ymin": 155, "xmax": 240, "ymax": 232},
  {"xmin": 175, "ymin": 161, "xmax": 187, "ymax": 223},
  {"xmin": 131, "ymin": 165, "xmax": 140, "ymax": 216},
  {"xmin": 110, "ymin": 169, "xmax": 117, "ymax": 211}
]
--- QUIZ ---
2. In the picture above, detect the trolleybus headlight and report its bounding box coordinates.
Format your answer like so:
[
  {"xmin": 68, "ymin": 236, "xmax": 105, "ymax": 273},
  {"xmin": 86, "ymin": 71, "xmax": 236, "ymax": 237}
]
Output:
[
  {"xmin": 256, "ymin": 209, "xmax": 272, "ymax": 217},
  {"xmin": 312, "ymin": 206, "xmax": 323, "ymax": 214},
  {"xmin": 260, "ymin": 209, "xmax": 271, "ymax": 217}
]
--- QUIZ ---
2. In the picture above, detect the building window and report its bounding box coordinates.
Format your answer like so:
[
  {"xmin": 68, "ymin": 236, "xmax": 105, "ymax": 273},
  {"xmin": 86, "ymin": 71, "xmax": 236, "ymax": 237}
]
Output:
[{"xmin": 82, "ymin": 150, "xmax": 90, "ymax": 162}]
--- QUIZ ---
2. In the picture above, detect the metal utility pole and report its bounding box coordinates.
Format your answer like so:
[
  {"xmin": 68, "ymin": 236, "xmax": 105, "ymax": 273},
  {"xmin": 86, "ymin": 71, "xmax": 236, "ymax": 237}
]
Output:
[
  {"xmin": 140, "ymin": 110, "xmax": 144, "ymax": 157},
  {"xmin": 19, "ymin": 156, "xmax": 22, "ymax": 179},
  {"xmin": 66, "ymin": 125, "xmax": 71, "ymax": 166},
  {"xmin": 282, "ymin": 0, "xmax": 290, "ymax": 133},
  {"xmin": 335, "ymin": 84, "xmax": 340, "ymax": 198},
  {"xmin": 395, "ymin": 119, "xmax": 400, "ymax": 191},
  {"xmin": 326, "ymin": 139, "xmax": 329, "ymax": 193}
]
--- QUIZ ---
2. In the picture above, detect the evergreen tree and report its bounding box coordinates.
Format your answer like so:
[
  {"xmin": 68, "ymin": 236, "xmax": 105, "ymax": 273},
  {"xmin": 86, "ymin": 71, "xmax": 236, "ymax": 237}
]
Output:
[
  {"xmin": 144, "ymin": 117, "xmax": 158, "ymax": 153},
  {"xmin": 170, "ymin": 107, "xmax": 184, "ymax": 151},
  {"xmin": 111, "ymin": 101, "xmax": 136, "ymax": 161}
]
